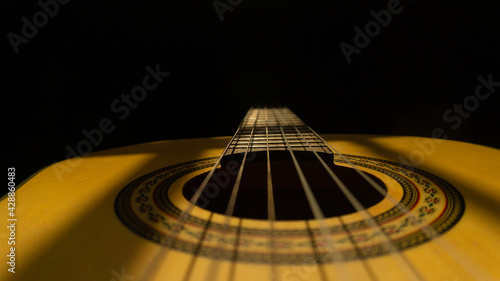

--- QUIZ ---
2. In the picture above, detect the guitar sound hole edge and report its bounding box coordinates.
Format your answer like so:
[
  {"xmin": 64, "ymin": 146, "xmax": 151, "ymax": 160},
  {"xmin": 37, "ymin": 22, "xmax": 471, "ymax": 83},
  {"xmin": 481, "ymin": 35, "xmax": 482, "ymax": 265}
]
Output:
[{"xmin": 182, "ymin": 151, "xmax": 388, "ymax": 221}]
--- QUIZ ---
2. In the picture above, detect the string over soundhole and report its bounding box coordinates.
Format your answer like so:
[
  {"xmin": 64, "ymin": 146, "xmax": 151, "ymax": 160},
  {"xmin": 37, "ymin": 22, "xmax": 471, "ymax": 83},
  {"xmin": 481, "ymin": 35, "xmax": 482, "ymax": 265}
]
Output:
[{"xmin": 182, "ymin": 151, "xmax": 388, "ymax": 220}]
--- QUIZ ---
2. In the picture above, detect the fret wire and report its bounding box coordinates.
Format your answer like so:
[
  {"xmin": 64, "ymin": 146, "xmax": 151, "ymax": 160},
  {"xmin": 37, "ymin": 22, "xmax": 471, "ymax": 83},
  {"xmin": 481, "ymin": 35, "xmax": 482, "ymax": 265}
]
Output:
[
  {"xmin": 235, "ymin": 134, "xmax": 318, "ymax": 138},
  {"xmin": 233, "ymin": 138, "xmax": 319, "ymax": 143},
  {"xmin": 230, "ymin": 109, "xmax": 330, "ymax": 155},
  {"xmin": 249, "ymin": 139, "xmax": 320, "ymax": 143}
]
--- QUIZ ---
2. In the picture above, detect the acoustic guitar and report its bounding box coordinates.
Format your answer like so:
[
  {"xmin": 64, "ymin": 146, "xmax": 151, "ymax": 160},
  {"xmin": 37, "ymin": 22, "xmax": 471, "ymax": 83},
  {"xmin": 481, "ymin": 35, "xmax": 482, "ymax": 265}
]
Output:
[{"xmin": 2, "ymin": 107, "xmax": 499, "ymax": 281}]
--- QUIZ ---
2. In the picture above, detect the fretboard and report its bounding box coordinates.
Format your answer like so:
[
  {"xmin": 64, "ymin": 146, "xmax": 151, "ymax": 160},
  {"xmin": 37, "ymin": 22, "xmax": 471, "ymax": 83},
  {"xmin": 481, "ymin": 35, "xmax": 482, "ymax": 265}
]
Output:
[{"xmin": 224, "ymin": 108, "xmax": 332, "ymax": 156}]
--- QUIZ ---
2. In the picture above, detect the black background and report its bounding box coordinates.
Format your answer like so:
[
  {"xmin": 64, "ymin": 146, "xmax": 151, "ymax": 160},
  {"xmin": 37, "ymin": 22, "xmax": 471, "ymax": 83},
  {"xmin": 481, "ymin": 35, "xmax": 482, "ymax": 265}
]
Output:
[{"xmin": 4, "ymin": 0, "xmax": 500, "ymax": 194}]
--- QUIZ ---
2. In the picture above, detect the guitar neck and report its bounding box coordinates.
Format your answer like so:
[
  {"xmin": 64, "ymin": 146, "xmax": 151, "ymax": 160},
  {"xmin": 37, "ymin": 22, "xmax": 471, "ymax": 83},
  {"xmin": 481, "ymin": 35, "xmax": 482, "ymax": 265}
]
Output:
[{"xmin": 224, "ymin": 107, "xmax": 332, "ymax": 156}]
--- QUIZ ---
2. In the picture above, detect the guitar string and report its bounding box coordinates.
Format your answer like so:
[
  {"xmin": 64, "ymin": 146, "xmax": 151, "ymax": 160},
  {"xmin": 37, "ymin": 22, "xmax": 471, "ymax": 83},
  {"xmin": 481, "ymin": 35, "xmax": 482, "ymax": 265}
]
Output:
[
  {"xmin": 277, "ymin": 108, "xmax": 423, "ymax": 281},
  {"xmin": 181, "ymin": 212, "xmax": 214, "ymax": 281},
  {"xmin": 305, "ymin": 116, "xmax": 496, "ymax": 281},
  {"xmin": 271, "ymin": 108, "xmax": 374, "ymax": 280},
  {"xmin": 264, "ymin": 107, "xmax": 279, "ymax": 281},
  {"xmin": 224, "ymin": 111, "xmax": 258, "ymax": 217},
  {"xmin": 204, "ymin": 108, "xmax": 260, "ymax": 281},
  {"xmin": 137, "ymin": 110, "xmax": 253, "ymax": 281},
  {"xmin": 337, "ymin": 216, "xmax": 379, "ymax": 281},
  {"xmin": 273, "ymin": 108, "xmax": 371, "ymax": 281},
  {"xmin": 227, "ymin": 217, "xmax": 244, "ymax": 281},
  {"xmin": 305, "ymin": 219, "xmax": 332, "ymax": 281},
  {"xmin": 269, "ymin": 108, "xmax": 353, "ymax": 281}
]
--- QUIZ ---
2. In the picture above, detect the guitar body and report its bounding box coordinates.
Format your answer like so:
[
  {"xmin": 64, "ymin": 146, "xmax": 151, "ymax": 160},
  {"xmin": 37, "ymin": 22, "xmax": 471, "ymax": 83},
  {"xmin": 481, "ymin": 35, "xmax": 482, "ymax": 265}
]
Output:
[{"xmin": 2, "ymin": 134, "xmax": 500, "ymax": 281}]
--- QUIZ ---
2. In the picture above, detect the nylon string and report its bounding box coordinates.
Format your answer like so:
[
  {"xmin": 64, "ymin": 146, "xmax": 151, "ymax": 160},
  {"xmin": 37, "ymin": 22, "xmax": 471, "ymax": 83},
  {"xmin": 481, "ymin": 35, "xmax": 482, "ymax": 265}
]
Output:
[
  {"xmin": 269, "ymin": 108, "xmax": 352, "ymax": 281},
  {"xmin": 204, "ymin": 108, "xmax": 260, "ymax": 281},
  {"xmin": 264, "ymin": 107, "xmax": 279, "ymax": 281}
]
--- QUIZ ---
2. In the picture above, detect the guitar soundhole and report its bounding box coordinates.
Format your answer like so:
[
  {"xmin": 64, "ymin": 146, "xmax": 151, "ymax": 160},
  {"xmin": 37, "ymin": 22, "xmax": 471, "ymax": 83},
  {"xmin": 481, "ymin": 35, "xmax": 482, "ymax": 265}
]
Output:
[{"xmin": 183, "ymin": 151, "xmax": 387, "ymax": 220}]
